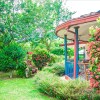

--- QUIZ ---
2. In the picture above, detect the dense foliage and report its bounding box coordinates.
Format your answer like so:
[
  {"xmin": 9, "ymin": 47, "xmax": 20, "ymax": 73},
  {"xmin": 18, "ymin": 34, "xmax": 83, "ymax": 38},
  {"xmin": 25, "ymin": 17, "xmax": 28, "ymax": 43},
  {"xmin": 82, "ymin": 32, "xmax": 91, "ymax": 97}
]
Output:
[
  {"xmin": 43, "ymin": 63, "xmax": 65, "ymax": 76},
  {"xmin": 0, "ymin": 0, "xmax": 74, "ymax": 48},
  {"xmin": 0, "ymin": 0, "xmax": 74, "ymax": 79},
  {"xmin": 0, "ymin": 42, "xmax": 25, "ymax": 72},
  {"xmin": 67, "ymin": 48, "xmax": 74, "ymax": 59},
  {"xmin": 34, "ymin": 71, "xmax": 95, "ymax": 100},
  {"xmin": 51, "ymin": 47, "xmax": 64, "ymax": 55},
  {"xmin": 32, "ymin": 49, "xmax": 50, "ymax": 70},
  {"xmin": 51, "ymin": 47, "xmax": 74, "ymax": 59},
  {"xmin": 87, "ymin": 18, "xmax": 100, "ymax": 92},
  {"xmin": 16, "ymin": 62, "xmax": 27, "ymax": 77}
]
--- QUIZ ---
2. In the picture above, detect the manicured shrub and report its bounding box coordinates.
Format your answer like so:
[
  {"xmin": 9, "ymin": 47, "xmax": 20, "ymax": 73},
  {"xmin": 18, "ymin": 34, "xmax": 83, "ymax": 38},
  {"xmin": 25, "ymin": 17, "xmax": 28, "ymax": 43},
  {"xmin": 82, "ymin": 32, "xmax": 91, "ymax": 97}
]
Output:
[
  {"xmin": 0, "ymin": 42, "xmax": 25, "ymax": 71},
  {"xmin": 0, "ymin": 42, "xmax": 26, "ymax": 77},
  {"xmin": 43, "ymin": 63, "xmax": 65, "ymax": 76},
  {"xmin": 32, "ymin": 49, "xmax": 50, "ymax": 70},
  {"xmin": 34, "ymin": 71, "xmax": 89, "ymax": 100}
]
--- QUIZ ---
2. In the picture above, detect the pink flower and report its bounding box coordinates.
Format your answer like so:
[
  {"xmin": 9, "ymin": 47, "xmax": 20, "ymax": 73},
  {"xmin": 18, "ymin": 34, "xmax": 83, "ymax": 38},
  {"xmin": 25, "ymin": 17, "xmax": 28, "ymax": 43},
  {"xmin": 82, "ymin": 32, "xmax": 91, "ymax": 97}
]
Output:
[
  {"xmin": 97, "ymin": 66, "xmax": 100, "ymax": 70},
  {"xmin": 91, "ymin": 58, "xmax": 95, "ymax": 63},
  {"xmin": 97, "ymin": 68, "xmax": 100, "ymax": 72},
  {"xmin": 90, "ymin": 78, "xmax": 95, "ymax": 87},
  {"xmin": 27, "ymin": 52, "xmax": 33, "ymax": 55},
  {"xmin": 93, "ymin": 82, "xmax": 99, "ymax": 88},
  {"xmin": 96, "ymin": 48, "xmax": 100, "ymax": 51},
  {"xmin": 90, "ymin": 72, "xmax": 93, "ymax": 75},
  {"xmin": 95, "ymin": 75, "xmax": 99, "ymax": 79}
]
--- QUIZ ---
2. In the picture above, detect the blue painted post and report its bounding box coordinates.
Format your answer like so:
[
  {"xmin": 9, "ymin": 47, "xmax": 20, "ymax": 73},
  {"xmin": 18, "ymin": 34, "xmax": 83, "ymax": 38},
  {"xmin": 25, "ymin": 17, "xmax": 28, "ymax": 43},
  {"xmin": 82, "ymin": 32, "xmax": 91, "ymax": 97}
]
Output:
[
  {"xmin": 74, "ymin": 27, "xmax": 79, "ymax": 78},
  {"xmin": 84, "ymin": 47, "xmax": 85, "ymax": 60},
  {"xmin": 64, "ymin": 35, "xmax": 68, "ymax": 75}
]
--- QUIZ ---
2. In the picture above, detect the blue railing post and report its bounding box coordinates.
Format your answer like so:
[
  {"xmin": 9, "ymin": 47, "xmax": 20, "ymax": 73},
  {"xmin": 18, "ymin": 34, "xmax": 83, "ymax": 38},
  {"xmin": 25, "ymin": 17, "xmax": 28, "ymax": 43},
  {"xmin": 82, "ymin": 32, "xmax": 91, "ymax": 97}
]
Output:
[{"xmin": 64, "ymin": 35, "xmax": 68, "ymax": 75}]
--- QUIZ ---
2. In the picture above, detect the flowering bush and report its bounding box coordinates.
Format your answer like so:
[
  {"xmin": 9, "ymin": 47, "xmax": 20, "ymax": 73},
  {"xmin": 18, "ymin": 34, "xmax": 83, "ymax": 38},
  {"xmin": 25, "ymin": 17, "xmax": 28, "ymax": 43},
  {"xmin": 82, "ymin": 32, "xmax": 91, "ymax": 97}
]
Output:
[
  {"xmin": 88, "ymin": 20, "xmax": 100, "ymax": 91},
  {"xmin": 32, "ymin": 49, "xmax": 50, "ymax": 70}
]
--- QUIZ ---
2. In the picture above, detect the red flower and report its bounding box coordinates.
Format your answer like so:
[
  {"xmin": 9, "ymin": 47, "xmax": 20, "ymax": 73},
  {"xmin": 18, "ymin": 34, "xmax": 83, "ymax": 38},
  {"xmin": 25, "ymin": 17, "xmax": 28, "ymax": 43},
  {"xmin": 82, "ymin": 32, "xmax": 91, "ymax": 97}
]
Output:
[
  {"xmin": 93, "ymin": 82, "xmax": 99, "ymax": 88},
  {"xmin": 97, "ymin": 68, "xmax": 100, "ymax": 72},
  {"xmin": 27, "ymin": 52, "xmax": 33, "ymax": 55}
]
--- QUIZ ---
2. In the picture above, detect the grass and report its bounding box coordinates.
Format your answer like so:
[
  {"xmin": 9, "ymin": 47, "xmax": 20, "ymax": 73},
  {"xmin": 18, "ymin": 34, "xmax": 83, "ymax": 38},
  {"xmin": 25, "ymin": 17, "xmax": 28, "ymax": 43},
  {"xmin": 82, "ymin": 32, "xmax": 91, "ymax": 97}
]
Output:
[{"xmin": 0, "ymin": 72, "xmax": 57, "ymax": 100}]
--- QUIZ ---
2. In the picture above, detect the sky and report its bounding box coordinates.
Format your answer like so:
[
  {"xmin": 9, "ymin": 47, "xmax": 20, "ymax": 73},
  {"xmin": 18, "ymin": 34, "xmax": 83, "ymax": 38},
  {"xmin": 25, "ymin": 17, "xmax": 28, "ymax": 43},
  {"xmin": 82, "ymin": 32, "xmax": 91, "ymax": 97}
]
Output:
[{"xmin": 63, "ymin": 0, "xmax": 100, "ymax": 18}]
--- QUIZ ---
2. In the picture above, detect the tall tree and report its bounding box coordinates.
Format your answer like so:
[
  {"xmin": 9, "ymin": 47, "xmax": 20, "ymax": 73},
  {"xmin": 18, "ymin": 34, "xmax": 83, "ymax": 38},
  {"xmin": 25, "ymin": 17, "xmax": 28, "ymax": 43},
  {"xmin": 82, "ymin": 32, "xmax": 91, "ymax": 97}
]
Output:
[
  {"xmin": 0, "ymin": 0, "xmax": 41, "ymax": 46},
  {"xmin": 32, "ymin": 0, "xmax": 75, "ymax": 51},
  {"xmin": 0, "ymin": 0, "xmax": 74, "ymax": 50}
]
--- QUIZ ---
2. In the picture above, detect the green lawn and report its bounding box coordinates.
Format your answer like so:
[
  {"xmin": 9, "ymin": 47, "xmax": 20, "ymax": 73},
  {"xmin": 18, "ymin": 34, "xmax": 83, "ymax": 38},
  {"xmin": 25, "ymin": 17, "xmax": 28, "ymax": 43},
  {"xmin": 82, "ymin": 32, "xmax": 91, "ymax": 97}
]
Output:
[{"xmin": 0, "ymin": 77, "xmax": 56, "ymax": 100}]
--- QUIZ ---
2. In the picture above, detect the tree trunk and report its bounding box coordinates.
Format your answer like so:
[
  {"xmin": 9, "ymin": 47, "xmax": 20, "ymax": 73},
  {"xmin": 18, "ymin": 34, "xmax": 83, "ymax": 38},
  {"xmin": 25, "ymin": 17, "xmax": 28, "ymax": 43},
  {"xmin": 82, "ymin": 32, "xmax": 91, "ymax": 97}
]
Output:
[{"xmin": 9, "ymin": 70, "xmax": 13, "ymax": 78}]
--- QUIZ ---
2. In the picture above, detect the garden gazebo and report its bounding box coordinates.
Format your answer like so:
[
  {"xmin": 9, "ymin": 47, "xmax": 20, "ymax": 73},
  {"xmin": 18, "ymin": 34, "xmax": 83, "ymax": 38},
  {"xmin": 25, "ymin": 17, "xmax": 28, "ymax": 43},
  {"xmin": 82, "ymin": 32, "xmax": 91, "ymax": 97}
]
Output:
[{"xmin": 55, "ymin": 11, "xmax": 100, "ymax": 79}]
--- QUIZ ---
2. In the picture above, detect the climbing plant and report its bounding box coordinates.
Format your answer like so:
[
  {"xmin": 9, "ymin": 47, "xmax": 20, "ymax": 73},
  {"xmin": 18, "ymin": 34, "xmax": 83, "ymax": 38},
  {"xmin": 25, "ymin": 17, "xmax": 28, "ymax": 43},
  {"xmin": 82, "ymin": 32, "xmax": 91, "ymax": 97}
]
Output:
[{"xmin": 88, "ymin": 17, "xmax": 100, "ymax": 92}]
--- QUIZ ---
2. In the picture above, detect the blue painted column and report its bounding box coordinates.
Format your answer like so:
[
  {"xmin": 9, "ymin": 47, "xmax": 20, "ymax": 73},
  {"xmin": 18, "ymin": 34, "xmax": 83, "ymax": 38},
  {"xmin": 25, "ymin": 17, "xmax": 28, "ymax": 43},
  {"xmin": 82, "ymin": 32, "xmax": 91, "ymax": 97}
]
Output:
[
  {"xmin": 74, "ymin": 27, "xmax": 79, "ymax": 78},
  {"xmin": 64, "ymin": 35, "xmax": 68, "ymax": 75},
  {"xmin": 84, "ymin": 46, "xmax": 85, "ymax": 60}
]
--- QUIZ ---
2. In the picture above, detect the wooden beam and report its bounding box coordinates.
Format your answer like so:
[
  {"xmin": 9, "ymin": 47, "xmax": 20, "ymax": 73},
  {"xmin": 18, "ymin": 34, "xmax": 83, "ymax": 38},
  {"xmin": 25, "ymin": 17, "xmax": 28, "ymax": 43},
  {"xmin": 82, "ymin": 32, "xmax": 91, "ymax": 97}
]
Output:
[{"xmin": 60, "ymin": 41, "xmax": 88, "ymax": 46}]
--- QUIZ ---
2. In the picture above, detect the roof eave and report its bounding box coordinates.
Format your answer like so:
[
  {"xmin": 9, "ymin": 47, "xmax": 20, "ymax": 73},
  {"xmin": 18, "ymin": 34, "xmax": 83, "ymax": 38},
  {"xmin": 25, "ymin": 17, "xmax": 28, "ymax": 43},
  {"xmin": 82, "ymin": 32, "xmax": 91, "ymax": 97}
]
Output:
[{"xmin": 56, "ymin": 13, "xmax": 100, "ymax": 33}]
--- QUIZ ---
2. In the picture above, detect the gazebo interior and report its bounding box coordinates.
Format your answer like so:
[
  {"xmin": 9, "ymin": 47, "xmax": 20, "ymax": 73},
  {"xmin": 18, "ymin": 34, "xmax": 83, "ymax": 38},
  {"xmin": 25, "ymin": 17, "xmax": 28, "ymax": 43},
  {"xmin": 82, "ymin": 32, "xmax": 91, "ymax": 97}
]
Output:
[{"xmin": 55, "ymin": 11, "xmax": 100, "ymax": 79}]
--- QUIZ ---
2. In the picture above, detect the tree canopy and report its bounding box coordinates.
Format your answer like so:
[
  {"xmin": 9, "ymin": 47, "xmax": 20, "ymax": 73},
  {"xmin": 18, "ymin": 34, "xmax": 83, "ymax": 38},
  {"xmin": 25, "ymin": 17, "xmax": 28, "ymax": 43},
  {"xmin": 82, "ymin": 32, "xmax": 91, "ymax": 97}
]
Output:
[{"xmin": 0, "ymin": 0, "xmax": 74, "ymax": 50}]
